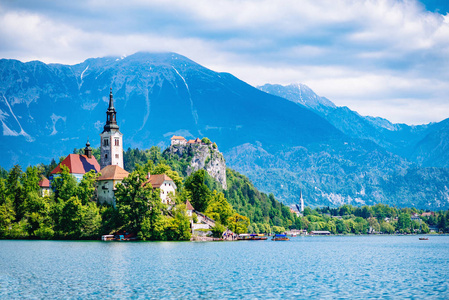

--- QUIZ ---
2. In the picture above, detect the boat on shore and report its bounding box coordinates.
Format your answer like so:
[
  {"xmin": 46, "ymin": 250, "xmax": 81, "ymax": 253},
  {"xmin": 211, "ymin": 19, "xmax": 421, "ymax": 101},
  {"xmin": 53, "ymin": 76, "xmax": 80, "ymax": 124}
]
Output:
[
  {"xmin": 101, "ymin": 231, "xmax": 138, "ymax": 241},
  {"xmin": 272, "ymin": 234, "xmax": 290, "ymax": 241},
  {"xmin": 237, "ymin": 233, "xmax": 268, "ymax": 241}
]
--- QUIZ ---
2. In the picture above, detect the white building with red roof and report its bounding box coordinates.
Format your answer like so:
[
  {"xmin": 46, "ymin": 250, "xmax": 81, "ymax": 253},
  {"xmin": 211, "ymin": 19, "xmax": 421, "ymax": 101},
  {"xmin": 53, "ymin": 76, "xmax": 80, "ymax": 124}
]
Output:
[
  {"xmin": 171, "ymin": 135, "xmax": 187, "ymax": 146},
  {"xmin": 50, "ymin": 141, "xmax": 100, "ymax": 182},
  {"xmin": 38, "ymin": 176, "xmax": 51, "ymax": 197},
  {"xmin": 97, "ymin": 165, "xmax": 129, "ymax": 207},
  {"xmin": 144, "ymin": 173, "xmax": 177, "ymax": 204}
]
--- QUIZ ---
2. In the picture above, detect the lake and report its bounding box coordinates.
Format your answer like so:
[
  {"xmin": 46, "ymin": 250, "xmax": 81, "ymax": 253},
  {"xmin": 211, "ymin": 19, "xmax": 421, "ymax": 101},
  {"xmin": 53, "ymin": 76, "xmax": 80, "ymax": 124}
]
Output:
[{"xmin": 0, "ymin": 235, "xmax": 448, "ymax": 299}]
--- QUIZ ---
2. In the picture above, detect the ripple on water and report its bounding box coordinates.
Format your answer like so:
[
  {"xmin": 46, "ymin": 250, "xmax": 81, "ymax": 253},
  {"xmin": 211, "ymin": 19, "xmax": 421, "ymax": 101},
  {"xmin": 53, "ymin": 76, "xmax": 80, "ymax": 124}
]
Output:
[{"xmin": 0, "ymin": 236, "xmax": 448, "ymax": 299}]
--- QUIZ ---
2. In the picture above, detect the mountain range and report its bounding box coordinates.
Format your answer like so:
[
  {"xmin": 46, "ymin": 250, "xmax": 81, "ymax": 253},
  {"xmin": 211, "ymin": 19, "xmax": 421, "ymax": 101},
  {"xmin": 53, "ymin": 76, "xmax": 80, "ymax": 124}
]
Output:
[{"xmin": 1, "ymin": 52, "xmax": 448, "ymax": 209}]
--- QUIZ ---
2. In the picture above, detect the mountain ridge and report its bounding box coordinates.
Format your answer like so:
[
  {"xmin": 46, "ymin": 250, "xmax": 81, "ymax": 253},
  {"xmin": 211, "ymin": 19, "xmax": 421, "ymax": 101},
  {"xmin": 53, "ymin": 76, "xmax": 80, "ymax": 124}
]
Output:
[
  {"xmin": 257, "ymin": 83, "xmax": 449, "ymax": 168},
  {"xmin": 1, "ymin": 52, "xmax": 449, "ymax": 209}
]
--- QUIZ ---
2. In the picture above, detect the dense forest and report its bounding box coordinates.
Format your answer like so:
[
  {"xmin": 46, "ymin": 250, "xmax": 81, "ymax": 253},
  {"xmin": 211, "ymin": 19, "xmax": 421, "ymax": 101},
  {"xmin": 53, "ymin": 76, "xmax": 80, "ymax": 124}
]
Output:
[{"xmin": 1, "ymin": 145, "xmax": 448, "ymax": 240}]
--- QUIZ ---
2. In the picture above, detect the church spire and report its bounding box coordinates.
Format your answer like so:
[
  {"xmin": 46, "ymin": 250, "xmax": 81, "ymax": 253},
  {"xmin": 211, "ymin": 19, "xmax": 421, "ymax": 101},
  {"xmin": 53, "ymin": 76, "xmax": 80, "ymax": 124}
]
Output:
[
  {"xmin": 108, "ymin": 88, "xmax": 115, "ymax": 109},
  {"xmin": 103, "ymin": 88, "xmax": 119, "ymax": 133}
]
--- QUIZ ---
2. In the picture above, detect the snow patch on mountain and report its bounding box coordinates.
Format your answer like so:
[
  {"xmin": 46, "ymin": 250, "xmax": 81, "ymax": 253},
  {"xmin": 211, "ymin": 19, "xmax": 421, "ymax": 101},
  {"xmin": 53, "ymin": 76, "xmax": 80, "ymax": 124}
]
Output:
[
  {"xmin": 1, "ymin": 95, "xmax": 32, "ymax": 140},
  {"xmin": 172, "ymin": 66, "xmax": 198, "ymax": 125},
  {"xmin": 2, "ymin": 122, "xmax": 19, "ymax": 136},
  {"xmin": 80, "ymin": 65, "xmax": 89, "ymax": 80}
]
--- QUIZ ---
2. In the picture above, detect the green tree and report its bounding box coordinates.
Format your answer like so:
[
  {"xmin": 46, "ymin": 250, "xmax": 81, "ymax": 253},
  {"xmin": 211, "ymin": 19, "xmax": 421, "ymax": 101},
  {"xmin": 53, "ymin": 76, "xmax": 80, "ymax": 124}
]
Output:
[
  {"xmin": 211, "ymin": 223, "xmax": 226, "ymax": 238},
  {"xmin": 164, "ymin": 204, "xmax": 191, "ymax": 241},
  {"xmin": 184, "ymin": 170, "xmax": 211, "ymax": 212},
  {"xmin": 272, "ymin": 226, "xmax": 286, "ymax": 234},
  {"xmin": 77, "ymin": 170, "xmax": 100, "ymax": 205},
  {"xmin": 115, "ymin": 170, "xmax": 162, "ymax": 234},
  {"xmin": 205, "ymin": 191, "xmax": 234, "ymax": 226},
  {"xmin": 397, "ymin": 213, "xmax": 411, "ymax": 233},
  {"xmin": 227, "ymin": 213, "xmax": 250, "ymax": 234},
  {"xmin": 6, "ymin": 165, "xmax": 25, "ymax": 221},
  {"xmin": 380, "ymin": 221, "xmax": 395, "ymax": 234},
  {"xmin": 201, "ymin": 137, "xmax": 211, "ymax": 145},
  {"xmin": 52, "ymin": 165, "xmax": 78, "ymax": 202}
]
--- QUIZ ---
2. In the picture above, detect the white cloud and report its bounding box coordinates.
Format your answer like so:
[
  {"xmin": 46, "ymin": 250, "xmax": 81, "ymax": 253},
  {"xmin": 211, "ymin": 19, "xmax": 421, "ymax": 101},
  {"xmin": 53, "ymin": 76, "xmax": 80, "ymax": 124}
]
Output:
[{"xmin": 0, "ymin": 0, "xmax": 448, "ymax": 124}]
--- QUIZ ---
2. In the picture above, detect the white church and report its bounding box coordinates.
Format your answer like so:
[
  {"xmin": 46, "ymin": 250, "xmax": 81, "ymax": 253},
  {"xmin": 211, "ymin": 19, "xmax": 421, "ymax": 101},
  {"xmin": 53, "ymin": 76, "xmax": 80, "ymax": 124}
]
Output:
[{"xmin": 51, "ymin": 89, "xmax": 177, "ymax": 207}]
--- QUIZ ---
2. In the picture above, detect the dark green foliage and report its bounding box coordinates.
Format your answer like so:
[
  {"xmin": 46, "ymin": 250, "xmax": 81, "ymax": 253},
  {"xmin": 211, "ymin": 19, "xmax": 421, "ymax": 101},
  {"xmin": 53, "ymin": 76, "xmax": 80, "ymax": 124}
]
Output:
[
  {"xmin": 124, "ymin": 147, "xmax": 149, "ymax": 172},
  {"xmin": 201, "ymin": 137, "xmax": 211, "ymax": 145},
  {"xmin": 0, "ymin": 167, "xmax": 7, "ymax": 179},
  {"xmin": 115, "ymin": 170, "xmax": 162, "ymax": 234},
  {"xmin": 224, "ymin": 168, "xmax": 294, "ymax": 229},
  {"xmin": 184, "ymin": 170, "xmax": 211, "ymax": 212}
]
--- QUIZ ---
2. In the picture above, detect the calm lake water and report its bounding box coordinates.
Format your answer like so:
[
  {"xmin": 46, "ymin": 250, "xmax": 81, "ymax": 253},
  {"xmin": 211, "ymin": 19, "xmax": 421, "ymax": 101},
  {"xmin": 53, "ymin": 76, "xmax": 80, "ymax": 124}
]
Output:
[{"xmin": 0, "ymin": 235, "xmax": 448, "ymax": 299}]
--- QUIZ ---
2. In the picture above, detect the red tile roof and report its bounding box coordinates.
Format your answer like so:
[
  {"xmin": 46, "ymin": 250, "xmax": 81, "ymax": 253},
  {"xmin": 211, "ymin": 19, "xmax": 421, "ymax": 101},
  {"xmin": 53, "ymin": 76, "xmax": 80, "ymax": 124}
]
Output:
[
  {"xmin": 144, "ymin": 174, "xmax": 174, "ymax": 188},
  {"xmin": 98, "ymin": 165, "xmax": 129, "ymax": 181},
  {"xmin": 171, "ymin": 135, "xmax": 186, "ymax": 140},
  {"xmin": 38, "ymin": 176, "xmax": 50, "ymax": 188},
  {"xmin": 51, "ymin": 154, "xmax": 100, "ymax": 175},
  {"xmin": 185, "ymin": 199, "xmax": 194, "ymax": 211},
  {"xmin": 421, "ymin": 212, "xmax": 435, "ymax": 217}
]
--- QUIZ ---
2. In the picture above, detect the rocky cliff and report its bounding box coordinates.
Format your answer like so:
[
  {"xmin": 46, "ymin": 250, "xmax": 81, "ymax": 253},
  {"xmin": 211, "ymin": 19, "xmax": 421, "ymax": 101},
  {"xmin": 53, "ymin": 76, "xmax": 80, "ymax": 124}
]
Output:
[{"xmin": 167, "ymin": 143, "xmax": 227, "ymax": 190}]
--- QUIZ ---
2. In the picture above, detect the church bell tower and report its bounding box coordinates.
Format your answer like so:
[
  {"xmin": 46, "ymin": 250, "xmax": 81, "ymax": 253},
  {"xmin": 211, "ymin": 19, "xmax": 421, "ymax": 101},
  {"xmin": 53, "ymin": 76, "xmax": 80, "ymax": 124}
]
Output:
[{"xmin": 100, "ymin": 88, "xmax": 123, "ymax": 169}]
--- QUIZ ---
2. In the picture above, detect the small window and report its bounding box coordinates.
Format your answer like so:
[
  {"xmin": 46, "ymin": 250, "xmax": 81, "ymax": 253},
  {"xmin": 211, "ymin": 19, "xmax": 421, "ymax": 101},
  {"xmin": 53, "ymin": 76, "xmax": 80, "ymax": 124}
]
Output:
[
  {"xmin": 104, "ymin": 139, "xmax": 109, "ymax": 146},
  {"xmin": 115, "ymin": 138, "xmax": 120, "ymax": 146},
  {"xmin": 105, "ymin": 154, "xmax": 108, "ymax": 159},
  {"xmin": 115, "ymin": 154, "xmax": 119, "ymax": 158}
]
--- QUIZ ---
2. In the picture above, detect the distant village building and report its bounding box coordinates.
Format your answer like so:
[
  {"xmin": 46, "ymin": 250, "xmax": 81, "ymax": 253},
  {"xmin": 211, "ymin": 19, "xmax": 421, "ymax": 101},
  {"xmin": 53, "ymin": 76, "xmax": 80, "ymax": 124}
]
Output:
[
  {"xmin": 185, "ymin": 200, "xmax": 194, "ymax": 217},
  {"xmin": 187, "ymin": 137, "xmax": 202, "ymax": 144},
  {"xmin": 310, "ymin": 231, "xmax": 331, "ymax": 235},
  {"xmin": 411, "ymin": 213, "xmax": 421, "ymax": 222},
  {"xmin": 100, "ymin": 89, "xmax": 124, "ymax": 170},
  {"xmin": 421, "ymin": 212, "xmax": 435, "ymax": 217},
  {"xmin": 97, "ymin": 165, "xmax": 129, "ymax": 207},
  {"xmin": 38, "ymin": 176, "xmax": 51, "ymax": 197},
  {"xmin": 144, "ymin": 173, "xmax": 177, "ymax": 204},
  {"xmin": 170, "ymin": 135, "xmax": 203, "ymax": 146},
  {"xmin": 50, "ymin": 140, "xmax": 100, "ymax": 182}
]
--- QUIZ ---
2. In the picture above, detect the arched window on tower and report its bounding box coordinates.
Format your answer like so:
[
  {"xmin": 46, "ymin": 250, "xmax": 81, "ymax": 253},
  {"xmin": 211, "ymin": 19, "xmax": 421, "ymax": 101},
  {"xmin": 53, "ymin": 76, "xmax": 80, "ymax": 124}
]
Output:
[
  {"xmin": 103, "ymin": 139, "xmax": 109, "ymax": 146},
  {"xmin": 115, "ymin": 138, "xmax": 120, "ymax": 146}
]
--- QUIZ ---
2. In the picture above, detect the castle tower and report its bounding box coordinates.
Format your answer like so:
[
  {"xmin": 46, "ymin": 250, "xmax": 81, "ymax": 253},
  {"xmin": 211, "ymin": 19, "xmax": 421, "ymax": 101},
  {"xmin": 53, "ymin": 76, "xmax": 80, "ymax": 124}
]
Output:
[
  {"xmin": 300, "ymin": 190, "xmax": 304, "ymax": 212},
  {"xmin": 100, "ymin": 89, "xmax": 123, "ymax": 169}
]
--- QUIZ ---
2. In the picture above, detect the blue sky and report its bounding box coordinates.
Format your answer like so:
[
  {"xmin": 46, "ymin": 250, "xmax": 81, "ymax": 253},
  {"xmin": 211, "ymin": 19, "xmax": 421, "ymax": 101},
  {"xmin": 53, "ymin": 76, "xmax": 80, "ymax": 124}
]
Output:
[{"xmin": 0, "ymin": 0, "xmax": 448, "ymax": 124}]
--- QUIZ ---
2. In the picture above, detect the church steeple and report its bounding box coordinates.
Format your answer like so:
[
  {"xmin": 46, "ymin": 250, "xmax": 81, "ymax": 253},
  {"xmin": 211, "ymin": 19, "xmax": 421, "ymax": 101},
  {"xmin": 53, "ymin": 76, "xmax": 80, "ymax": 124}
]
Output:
[
  {"xmin": 84, "ymin": 138, "xmax": 93, "ymax": 158},
  {"xmin": 103, "ymin": 88, "xmax": 119, "ymax": 132},
  {"xmin": 100, "ymin": 89, "xmax": 124, "ymax": 170}
]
